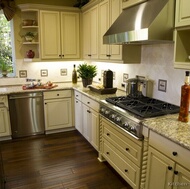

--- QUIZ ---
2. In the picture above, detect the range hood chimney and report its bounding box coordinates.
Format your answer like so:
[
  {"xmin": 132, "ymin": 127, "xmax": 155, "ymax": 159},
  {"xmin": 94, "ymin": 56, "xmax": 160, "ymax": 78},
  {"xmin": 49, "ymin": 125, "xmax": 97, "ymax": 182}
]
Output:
[{"xmin": 103, "ymin": 0, "xmax": 175, "ymax": 45}]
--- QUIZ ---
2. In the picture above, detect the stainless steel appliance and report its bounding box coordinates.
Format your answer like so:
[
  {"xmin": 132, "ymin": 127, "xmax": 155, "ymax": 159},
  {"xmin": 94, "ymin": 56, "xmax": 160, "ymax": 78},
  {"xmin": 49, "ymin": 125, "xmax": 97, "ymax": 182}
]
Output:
[
  {"xmin": 9, "ymin": 92, "xmax": 45, "ymax": 138},
  {"xmin": 100, "ymin": 95, "xmax": 180, "ymax": 140}
]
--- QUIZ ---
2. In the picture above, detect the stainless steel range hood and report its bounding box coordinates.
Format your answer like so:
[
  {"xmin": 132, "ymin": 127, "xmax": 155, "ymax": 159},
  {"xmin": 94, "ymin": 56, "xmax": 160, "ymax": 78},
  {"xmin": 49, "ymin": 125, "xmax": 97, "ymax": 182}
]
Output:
[{"xmin": 103, "ymin": 0, "xmax": 175, "ymax": 45}]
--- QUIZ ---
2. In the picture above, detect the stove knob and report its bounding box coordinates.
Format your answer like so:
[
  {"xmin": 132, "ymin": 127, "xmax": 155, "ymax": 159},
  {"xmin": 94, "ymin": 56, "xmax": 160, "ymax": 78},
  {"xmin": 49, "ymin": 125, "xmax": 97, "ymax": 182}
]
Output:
[
  {"xmin": 123, "ymin": 122, "xmax": 130, "ymax": 129},
  {"xmin": 111, "ymin": 114, "xmax": 116, "ymax": 119},
  {"xmin": 105, "ymin": 110, "xmax": 110, "ymax": 115},
  {"xmin": 100, "ymin": 107, "xmax": 105, "ymax": 113},
  {"xmin": 116, "ymin": 116, "xmax": 121, "ymax": 123},
  {"xmin": 130, "ymin": 126, "xmax": 137, "ymax": 134}
]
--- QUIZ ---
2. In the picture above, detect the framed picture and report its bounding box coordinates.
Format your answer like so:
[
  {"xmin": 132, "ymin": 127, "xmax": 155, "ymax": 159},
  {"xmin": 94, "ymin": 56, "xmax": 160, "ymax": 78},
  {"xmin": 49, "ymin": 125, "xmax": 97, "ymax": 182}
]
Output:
[
  {"xmin": 158, "ymin": 79, "xmax": 167, "ymax": 92},
  {"xmin": 19, "ymin": 70, "xmax": 27, "ymax": 78},
  {"xmin": 41, "ymin": 69, "xmax": 48, "ymax": 77}
]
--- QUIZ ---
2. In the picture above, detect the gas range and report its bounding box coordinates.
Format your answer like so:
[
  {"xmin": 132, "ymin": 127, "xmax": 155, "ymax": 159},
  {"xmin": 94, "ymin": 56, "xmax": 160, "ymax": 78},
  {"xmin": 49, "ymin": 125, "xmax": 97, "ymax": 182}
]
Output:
[{"xmin": 100, "ymin": 96, "xmax": 180, "ymax": 140}]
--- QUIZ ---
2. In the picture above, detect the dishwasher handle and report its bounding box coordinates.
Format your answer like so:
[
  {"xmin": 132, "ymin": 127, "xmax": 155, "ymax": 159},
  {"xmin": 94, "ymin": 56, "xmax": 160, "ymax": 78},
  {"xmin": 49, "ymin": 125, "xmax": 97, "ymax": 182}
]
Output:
[{"xmin": 9, "ymin": 93, "xmax": 43, "ymax": 100}]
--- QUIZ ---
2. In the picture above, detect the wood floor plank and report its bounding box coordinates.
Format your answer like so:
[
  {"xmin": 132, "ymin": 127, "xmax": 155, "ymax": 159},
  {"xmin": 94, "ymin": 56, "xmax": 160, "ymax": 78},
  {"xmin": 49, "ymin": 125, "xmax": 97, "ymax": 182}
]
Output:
[{"xmin": 1, "ymin": 130, "xmax": 132, "ymax": 189}]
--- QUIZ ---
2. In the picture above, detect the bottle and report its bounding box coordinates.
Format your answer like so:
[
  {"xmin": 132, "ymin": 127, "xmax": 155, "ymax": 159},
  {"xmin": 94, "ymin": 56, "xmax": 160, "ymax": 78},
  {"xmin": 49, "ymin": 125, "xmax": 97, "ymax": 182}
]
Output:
[
  {"xmin": 178, "ymin": 71, "xmax": 190, "ymax": 122},
  {"xmin": 72, "ymin": 64, "xmax": 77, "ymax": 84}
]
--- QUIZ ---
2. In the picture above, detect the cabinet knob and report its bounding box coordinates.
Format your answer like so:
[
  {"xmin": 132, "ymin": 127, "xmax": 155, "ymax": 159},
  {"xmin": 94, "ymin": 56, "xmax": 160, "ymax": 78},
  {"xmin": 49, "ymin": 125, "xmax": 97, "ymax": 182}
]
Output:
[
  {"xmin": 107, "ymin": 133, "xmax": 110, "ymax": 136},
  {"xmin": 172, "ymin": 152, "xmax": 178, "ymax": 156},
  {"xmin": 125, "ymin": 169, "xmax": 128, "ymax": 172},
  {"xmin": 168, "ymin": 166, "xmax": 172, "ymax": 170},
  {"xmin": 106, "ymin": 54, "xmax": 111, "ymax": 57},
  {"xmin": 76, "ymin": 101, "xmax": 78, "ymax": 103},
  {"xmin": 59, "ymin": 54, "xmax": 62, "ymax": 57},
  {"xmin": 106, "ymin": 152, "xmax": 109, "ymax": 155},
  {"xmin": 88, "ymin": 54, "xmax": 91, "ymax": 57},
  {"xmin": 87, "ymin": 101, "xmax": 90, "ymax": 104},
  {"xmin": 57, "ymin": 94, "xmax": 60, "ymax": 96},
  {"xmin": 125, "ymin": 148, "xmax": 129, "ymax": 151},
  {"xmin": 174, "ymin": 170, "xmax": 178, "ymax": 175}
]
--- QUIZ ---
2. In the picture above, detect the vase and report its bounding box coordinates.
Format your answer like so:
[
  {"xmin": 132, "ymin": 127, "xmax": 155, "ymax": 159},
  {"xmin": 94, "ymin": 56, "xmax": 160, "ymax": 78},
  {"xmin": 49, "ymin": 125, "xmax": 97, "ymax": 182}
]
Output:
[
  {"xmin": 2, "ymin": 71, "xmax": 8, "ymax": 77},
  {"xmin": 82, "ymin": 78, "xmax": 93, "ymax": 87},
  {"xmin": 26, "ymin": 50, "xmax": 35, "ymax": 58}
]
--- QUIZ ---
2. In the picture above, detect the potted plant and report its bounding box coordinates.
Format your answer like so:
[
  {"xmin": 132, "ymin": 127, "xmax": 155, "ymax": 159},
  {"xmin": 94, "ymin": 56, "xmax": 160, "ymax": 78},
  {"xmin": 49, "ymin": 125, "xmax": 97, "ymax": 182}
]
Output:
[
  {"xmin": 0, "ymin": 57, "xmax": 13, "ymax": 77},
  {"xmin": 23, "ymin": 32, "xmax": 36, "ymax": 42},
  {"xmin": 77, "ymin": 63, "xmax": 97, "ymax": 87}
]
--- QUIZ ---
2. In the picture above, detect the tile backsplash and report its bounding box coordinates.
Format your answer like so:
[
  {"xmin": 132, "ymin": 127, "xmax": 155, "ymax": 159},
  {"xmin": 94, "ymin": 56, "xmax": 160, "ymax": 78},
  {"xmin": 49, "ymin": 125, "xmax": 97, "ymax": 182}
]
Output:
[{"xmin": 0, "ymin": 43, "xmax": 187, "ymax": 106}]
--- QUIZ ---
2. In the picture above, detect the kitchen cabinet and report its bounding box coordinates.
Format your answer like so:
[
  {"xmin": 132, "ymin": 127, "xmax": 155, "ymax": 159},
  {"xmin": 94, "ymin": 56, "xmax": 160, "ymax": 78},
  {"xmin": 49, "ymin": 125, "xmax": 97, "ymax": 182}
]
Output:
[
  {"xmin": 19, "ymin": 7, "xmax": 40, "ymax": 61},
  {"xmin": 122, "ymin": 0, "xmax": 147, "ymax": 9},
  {"xmin": 174, "ymin": 0, "xmax": 190, "ymax": 69},
  {"xmin": 0, "ymin": 96, "xmax": 11, "ymax": 139},
  {"xmin": 146, "ymin": 131, "xmax": 190, "ymax": 189},
  {"xmin": 81, "ymin": 94, "xmax": 99, "ymax": 151},
  {"xmin": 74, "ymin": 90, "xmax": 99, "ymax": 151},
  {"xmin": 82, "ymin": 5, "xmax": 99, "ymax": 59},
  {"xmin": 99, "ymin": 0, "xmax": 123, "ymax": 60},
  {"xmin": 100, "ymin": 116, "xmax": 142, "ymax": 189},
  {"xmin": 175, "ymin": 0, "xmax": 190, "ymax": 27},
  {"xmin": 74, "ymin": 91, "xmax": 83, "ymax": 134},
  {"xmin": 44, "ymin": 90, "xmax": 73, "ymax": 133},
  {"xmin": 174, "ymin": 28, "xmax": 190, "ymax": 69},
  {"xmin": 40, "ymin": 10, "xmax": 80, "ymax": 59}
]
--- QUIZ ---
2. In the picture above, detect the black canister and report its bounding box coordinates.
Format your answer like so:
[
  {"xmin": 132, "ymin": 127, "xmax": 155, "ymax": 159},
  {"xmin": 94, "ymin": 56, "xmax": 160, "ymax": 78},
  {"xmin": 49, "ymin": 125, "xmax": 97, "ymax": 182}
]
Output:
[{"xmin": 103, "ymin": 70, "xmax": 113, "ymax": 88}]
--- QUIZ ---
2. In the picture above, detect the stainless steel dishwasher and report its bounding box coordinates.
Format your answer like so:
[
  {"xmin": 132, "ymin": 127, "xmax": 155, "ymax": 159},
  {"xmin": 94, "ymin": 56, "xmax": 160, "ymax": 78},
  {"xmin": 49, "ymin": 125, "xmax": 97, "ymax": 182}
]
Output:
[{"xmin": 8, "ymin": 92, "xmax": 45, "ymax": 138}]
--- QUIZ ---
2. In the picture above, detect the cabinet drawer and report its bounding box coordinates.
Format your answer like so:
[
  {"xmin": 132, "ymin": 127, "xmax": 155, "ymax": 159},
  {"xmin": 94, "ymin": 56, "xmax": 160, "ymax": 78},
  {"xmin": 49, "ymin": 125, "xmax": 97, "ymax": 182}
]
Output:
[
  {"xmin": 149, "ymin": 131, "xmax": 190, "ymax": 169},
  {"xmin": 102, "ymin": 119, "xmax": 142, "ymax": 166},
  {"xmin": 44, "ymin": 90, "xmax": 71, "ymax": 99},
  {"xmin": 74, "ymin": 90, "xmax": 82, "ymax": 101},
  {"xmin": 82, "ymin": 95, "xmax": 99, "ymax": 111},
  {"xmin": 102, "ymin": 139, "xmax": 140, "ymax": 189}
]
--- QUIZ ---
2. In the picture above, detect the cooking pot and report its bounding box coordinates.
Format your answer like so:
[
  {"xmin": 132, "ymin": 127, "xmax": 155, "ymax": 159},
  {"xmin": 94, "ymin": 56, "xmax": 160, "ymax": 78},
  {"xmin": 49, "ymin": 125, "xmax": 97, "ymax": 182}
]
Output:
[{"xmin": 126, "ymin": 78, "xmax": 146, "ymax": 97}]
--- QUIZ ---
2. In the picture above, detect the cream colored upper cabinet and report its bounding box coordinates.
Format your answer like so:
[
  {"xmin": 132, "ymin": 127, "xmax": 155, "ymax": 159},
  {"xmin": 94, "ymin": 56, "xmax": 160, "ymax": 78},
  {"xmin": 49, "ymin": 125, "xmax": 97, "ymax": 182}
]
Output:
[
  {"xmin": 83, "ymin": 5, "xmax": 99, "ymax": 59},
  {"xmin": 122, "ymin": 0, "xmax": 147, "ymax": 9},
  {"xmin": 40, "ymin": 10, "xmax": 80, "ymax": 59},
  {"xmin": 99, "ymin": 0, "xmax": 122, "ymax": 60},
  {"xmin": 175, "ymin": 0, "xmax": 190, "ymax": 27}
]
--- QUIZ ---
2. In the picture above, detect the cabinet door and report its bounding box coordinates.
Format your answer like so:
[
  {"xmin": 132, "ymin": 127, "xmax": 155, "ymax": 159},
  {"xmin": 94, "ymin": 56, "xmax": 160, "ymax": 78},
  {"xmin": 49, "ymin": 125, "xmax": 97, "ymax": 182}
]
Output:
[
  {"xmin": 90, "ymin": 109, "xmax": 99, "ymax": 151},
  {"xmin": 175, "ymin": 0, "xmax": 190, "ymax": 27},
  {"xmin": 82, "ymin": 103, "xmax": 91, "ymax": 141},
  {"xmin": 0, "ymin": 107, "xmax": 11, "ymax": 137},
  {"xmin": 109, "ymin": 0, "xmax": 122, "ymax": 60},
  {"xmin": 74, "ymin": 99, "xmax": 83, "ymax": 134},
  {"xmin": 122, "ymin": 0, "xmax": 147, "ymax": 9},
  {"xmin": 40, "ymin": 10, "xmax": 61, "ymax": 59},
  {"xmin": 99, "ymin": 0, "xmax": 122, "ymax": 60},
  {"xmin": 99, "ymin": 0, "xmax": 110, "ymax": 60},
  {"xmin": 83, "ymin": 5, "xmax": 98, "ymax": 59},
  {"xmin": 44, "ymin": 98, "xmax": 72, "ymax": 131},
  {"xmin": 61, "ymin": 12, "xmax": 80, "ymax": 59},
  {"xmin": 173, "ymin": 164, "xmax": 190, "ymax": 189},
  {"xmin": 146, "ymin": 147, "xmax": 174, "ymax": 189}
]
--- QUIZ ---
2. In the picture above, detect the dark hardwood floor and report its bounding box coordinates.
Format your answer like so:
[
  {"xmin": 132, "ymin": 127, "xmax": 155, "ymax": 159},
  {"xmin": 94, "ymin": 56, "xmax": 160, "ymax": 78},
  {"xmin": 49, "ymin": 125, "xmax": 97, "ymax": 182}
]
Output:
[{"xmin": 1, "ymin": 130, "xmax": 132, "ymax": 189}]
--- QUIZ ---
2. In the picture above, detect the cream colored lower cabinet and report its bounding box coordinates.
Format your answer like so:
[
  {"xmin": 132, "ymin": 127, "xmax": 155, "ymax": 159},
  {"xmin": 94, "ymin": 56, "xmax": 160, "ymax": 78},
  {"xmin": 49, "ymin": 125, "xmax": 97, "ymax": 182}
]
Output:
[
  {"xmin": 100, "ymin": 116, "xmax": 142, "ymax": 189},
  {"xmin": 74, "ymin": 90, "xmax": 99, "ymax": 151},
  {"xmin": 0, "ymin": 96, "xmax": 11, "ymax": 139},
  {"xmin": 146, "ymin": 131, "xmax": 190, "ymax": 189},
  {"xmin": 44, "ymin": 90, "xmax": 73, "ymax": 133}
]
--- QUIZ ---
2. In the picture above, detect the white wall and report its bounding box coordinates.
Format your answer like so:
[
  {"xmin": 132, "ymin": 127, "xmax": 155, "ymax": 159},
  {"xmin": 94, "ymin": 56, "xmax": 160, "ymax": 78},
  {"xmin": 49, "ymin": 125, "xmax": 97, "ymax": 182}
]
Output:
[{"xmin": 0, "ymin": 43, "xmax": 187, "ymax": 106}]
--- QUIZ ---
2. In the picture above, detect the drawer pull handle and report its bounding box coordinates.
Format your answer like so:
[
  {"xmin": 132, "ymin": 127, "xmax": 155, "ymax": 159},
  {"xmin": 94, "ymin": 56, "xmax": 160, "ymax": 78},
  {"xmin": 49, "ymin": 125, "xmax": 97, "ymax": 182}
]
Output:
[
  {"xmin": 168, "ymin": 166, "xmax": 172, "ymax": 170},
  {"xmin": 172, "ymin": 152, "xmax": 178, "ymax": 156},
  {"xmin": 87, "ymin": 110, "xmax": 91, "ymax": 113},
  {"xmin": 125, "ymin": 169, "xmax": 128, "ymax": 172},
  {"xmin": 174, "ymin": 170, "xmax": 178, "ymax": 175},
  {"xmin": 125, "ymin": 148, "xmax": 129, "ymax": 151},
  {"xmin": 106, "ymin": 152, "xmax": 109, "ymax": 155}
]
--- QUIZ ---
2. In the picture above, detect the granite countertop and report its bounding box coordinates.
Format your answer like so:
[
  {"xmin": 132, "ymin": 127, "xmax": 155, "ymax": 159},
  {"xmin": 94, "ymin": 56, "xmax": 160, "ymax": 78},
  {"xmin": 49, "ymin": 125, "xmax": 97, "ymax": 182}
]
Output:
[
  {"xmin": 1, "ymin": 83, "xmax": 189, "ymax": 151},
  {"xmin": 143, "ymin": 114, "xmax": 190, "ymax": 151}
]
